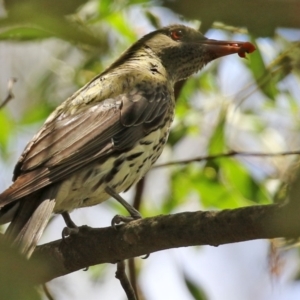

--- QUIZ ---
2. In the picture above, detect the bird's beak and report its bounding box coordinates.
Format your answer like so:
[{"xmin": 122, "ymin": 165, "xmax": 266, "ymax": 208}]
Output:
[{"xmin": 201, "ymin": 39, "xmax": 256, "ymax": 58}]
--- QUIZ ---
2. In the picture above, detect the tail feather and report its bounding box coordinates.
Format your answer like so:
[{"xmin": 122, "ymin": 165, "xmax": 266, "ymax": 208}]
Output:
[
  {"xmin": 5, "ymin": 186, "xmax": 58, "ymax": 258},
  {"xmin": 0, "ymin": 202, "xmax": 20, "ymax": 225}
]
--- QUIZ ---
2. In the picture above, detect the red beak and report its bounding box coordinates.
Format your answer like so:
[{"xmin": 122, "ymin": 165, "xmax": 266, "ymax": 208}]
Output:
[{"xmin": 201, "ymin": 39, "xmax": 256, "ymax": 58}]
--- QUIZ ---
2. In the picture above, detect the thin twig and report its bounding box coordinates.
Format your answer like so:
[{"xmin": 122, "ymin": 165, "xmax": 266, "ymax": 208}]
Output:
[
  {"xmin": 0, "ymin": 78, "xmax": 17, "ymax": 109},
  {"xmin": 154, "ymin": 150, "xmax": 300, "ymax": 168},
  {"xmin": 127, "ymin": 178, "xmax": 145, "ymax": 298},
  {"xmin": 42, "ymin": 283, "xmax": 55, "ymax": 300},
  {"xmin": 128, "ymin": 258, "xmax": 138, "ymax": 298},
  {"xmin": 115, "ymin": 261, "xmax": 137, "ymax": 300}
]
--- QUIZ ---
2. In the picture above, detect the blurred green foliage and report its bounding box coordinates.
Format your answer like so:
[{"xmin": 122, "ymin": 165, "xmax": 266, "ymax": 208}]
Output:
[
  {"xmin": 1, "ymin": 0, "xmax": 300, "ymax": 299},
  {"xmin": 183, "ymin": 272, "xmax": 208, "ymax": 300},
  {"xmin": 0, "ymin": 236, "xmax": 50, "ymax": 300}
]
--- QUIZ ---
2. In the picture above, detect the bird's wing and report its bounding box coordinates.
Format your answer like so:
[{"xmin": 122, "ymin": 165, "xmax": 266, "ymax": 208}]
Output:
[{"xmin": 0, "ymin": 85, "xmax": 171, "ymax": 206}]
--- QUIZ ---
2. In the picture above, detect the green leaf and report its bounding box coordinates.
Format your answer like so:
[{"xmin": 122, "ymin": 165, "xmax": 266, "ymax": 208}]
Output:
[
  {"xmin": 193, "ymin": 167, "xmax": 244, "ymax": 209},
  {"xmin": 97, "ymin": 0, "xmax": 113, "ymax": 17},
  {"xmin": 0, "ymin": 111, "xmax": 14, "ymax": 157},
  {"xmin": 20, "ymin": 103, "xmax": 53, "ymax": 125},
  {"xmin": 167, "ymin": 123, "xmax": 189, "ymax": 146},
  {"xmin": 106, "ymin": 13, "xmax": 137, "ymax": 43},
  {"xmin": 145, "ymin": 10, "xmax": 161, "ymax": 29},
  {"xmin": 247, "ymin": 37, "xmax": 278, "ymax": 100},
  {"xmin": 0, "ymin": 238, "xmax": 44, "ymax": 300},
  {"xmin": 184, "ymin": 273, "xmax": 208, "ymax": 300},
  {"xmin": 220, "ymin": 158, "xmax": 270, "ymax": 204},
  {"xmin": 165, "ymin": 166, "xmax": 194, "ymax": 212},
  {"xmin": 0, "ymin": 26, "xmax": 52, "ymax": 40},
  {"xmin": 88, "ymin": 264, "xmax": 108, "ymax": 283},
  {"xmin": 208, "ymin": 109, "xmax": 227, "ymax": 154}
]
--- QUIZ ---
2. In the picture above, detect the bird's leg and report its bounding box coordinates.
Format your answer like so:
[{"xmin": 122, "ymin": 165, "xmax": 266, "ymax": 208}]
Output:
[
  {"xmin": 62, "ymin": 211, "xmax": 77, "ymax": 227},
  {"xmin": 61, "ymin": 211, "xmax": 79, "ymax": 238},
  {"xmin": 105, "ymin": 186, "xmax": 142, "ymax": 228}
]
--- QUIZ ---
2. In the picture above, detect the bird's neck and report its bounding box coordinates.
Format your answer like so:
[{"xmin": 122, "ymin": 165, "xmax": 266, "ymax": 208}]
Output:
[
  {"xmin": 105, "ymin": 46, "xmax": 171, "ymax": 83},
  {"xmin": 50, "ymin": 47, "xmax": 174, "ymax": 120}
]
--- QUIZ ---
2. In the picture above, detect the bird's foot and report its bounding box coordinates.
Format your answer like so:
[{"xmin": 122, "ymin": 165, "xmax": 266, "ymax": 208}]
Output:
[
  {"xmin": 105, "ymin": 186, "xmax": 142, "ymax": 229},
  {"xmin": 111, "ymin": 211, "xmax": 149, "ymax": 258},
  {"xmin": 62, "ymin": 226, "xmax": 79, "ymax": 239},
  {"xmin": 111, "ymin": 213, "xmax": 142, "ymax": 229},
  {"xmin": 61, "ymin": 211, "xmax": 79, "ymax": 239}
]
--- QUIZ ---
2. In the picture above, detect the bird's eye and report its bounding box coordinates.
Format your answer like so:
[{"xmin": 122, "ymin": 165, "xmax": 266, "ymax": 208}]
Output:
[{"xmin": 170, "ymin": 29, "xmax": 183, "ymax": 41}]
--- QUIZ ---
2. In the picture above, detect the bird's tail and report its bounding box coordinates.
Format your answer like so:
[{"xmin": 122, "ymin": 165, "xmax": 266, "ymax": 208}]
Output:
[{"xmin": 4, "ymin": 186, "xmax": 57, "ymax": 258}]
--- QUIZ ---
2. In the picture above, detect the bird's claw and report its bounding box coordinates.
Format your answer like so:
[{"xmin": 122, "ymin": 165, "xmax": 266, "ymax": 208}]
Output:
[
  {"xmin": 62, "ymin": 226, "xmax": 79, "ymax": 239},
  {"xmin": 111, "ymin": 214, "xmax": 142, "ymax": 229}
]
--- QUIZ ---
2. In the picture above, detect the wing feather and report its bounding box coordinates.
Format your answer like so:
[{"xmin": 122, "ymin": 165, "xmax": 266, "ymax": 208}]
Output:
[{"xmin": 0, "ymin": 84, "xmax": 171, "ymax": 206}]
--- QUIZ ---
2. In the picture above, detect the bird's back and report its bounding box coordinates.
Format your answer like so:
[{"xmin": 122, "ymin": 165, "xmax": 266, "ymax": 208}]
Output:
[{"xmin": 0, "ymin": 57, "xmax": 175, "ymax": 213}]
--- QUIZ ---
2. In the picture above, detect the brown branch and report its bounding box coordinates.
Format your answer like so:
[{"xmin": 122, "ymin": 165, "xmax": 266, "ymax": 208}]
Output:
[
  {"xmin": 116, "ymin": 261, "xmax": 137, "ymax": 300},
  {"xmin": 0, "ymin": 78, "xmax": 17, "ymax": 109},
  {"xmin": 42, "ymin": 283, "xmax": 55, "ymax": 300},
  {"xmin": 154, "ymin": 150, "xmax": 300, "ymax": 168},
  {"xmin": 128, "ymin": 258, "xmax": 138, "ymax": 299},
  {"xmin": 128, "ymin": 176, "xmax": 146, "ymax": 297},
  {"xmin": 164, "ymin": 0, "xmax": 300, "ymax": 36},
  {"xmin": 31, "ymin": 203, "xmax": 300, "ymax": 283}
]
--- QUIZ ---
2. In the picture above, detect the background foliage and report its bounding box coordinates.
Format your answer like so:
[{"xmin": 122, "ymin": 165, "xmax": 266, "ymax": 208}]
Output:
[{"xmin": 1, "ymin": 0, "xmax": 300, "ymax": 299}]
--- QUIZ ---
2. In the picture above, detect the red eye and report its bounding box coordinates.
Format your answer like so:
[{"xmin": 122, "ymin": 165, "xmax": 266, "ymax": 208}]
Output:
[{"xmin": 170, "ymin": 29, "xmax": 183, "ymax": 41}]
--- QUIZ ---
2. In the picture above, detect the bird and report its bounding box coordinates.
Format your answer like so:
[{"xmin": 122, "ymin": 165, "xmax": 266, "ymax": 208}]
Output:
[{"xmin": 0, "ymin": 24, "xmax": 255, "ymax": 257}]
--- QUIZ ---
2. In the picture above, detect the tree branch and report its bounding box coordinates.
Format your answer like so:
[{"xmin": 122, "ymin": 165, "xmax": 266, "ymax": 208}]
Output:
[
  {"xmin": 164, "ymin": 0, "xmax": 300, "ymax": 36},
  {"xmin": 115, "ymin": 261, "xmax": 137, "ymax": 300},
  {"xmin": 155, "ymin": 150, "xmax": 300, "ymax": 168},
  {"xmin": 32, "ymin": 203, "xmax": 300, "ymax": 283},
  {"xmin": 0, "ymin": 78, "xmax": 17, "ymax": 109}
]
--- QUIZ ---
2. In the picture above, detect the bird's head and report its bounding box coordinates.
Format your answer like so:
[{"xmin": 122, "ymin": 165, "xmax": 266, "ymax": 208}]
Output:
[
  {"xmin": 144, "ymin": 24, "xmax": 255, "ymax": 82},
  {"xmin": 104, "ymin": 24, "xmax": 255, "ymax": 83}
]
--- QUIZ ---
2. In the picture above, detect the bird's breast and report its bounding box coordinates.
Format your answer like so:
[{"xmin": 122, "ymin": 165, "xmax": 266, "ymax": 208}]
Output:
[{"xmin": 53, "ymin": 108, "xmax": 174, "ymax": 212}]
